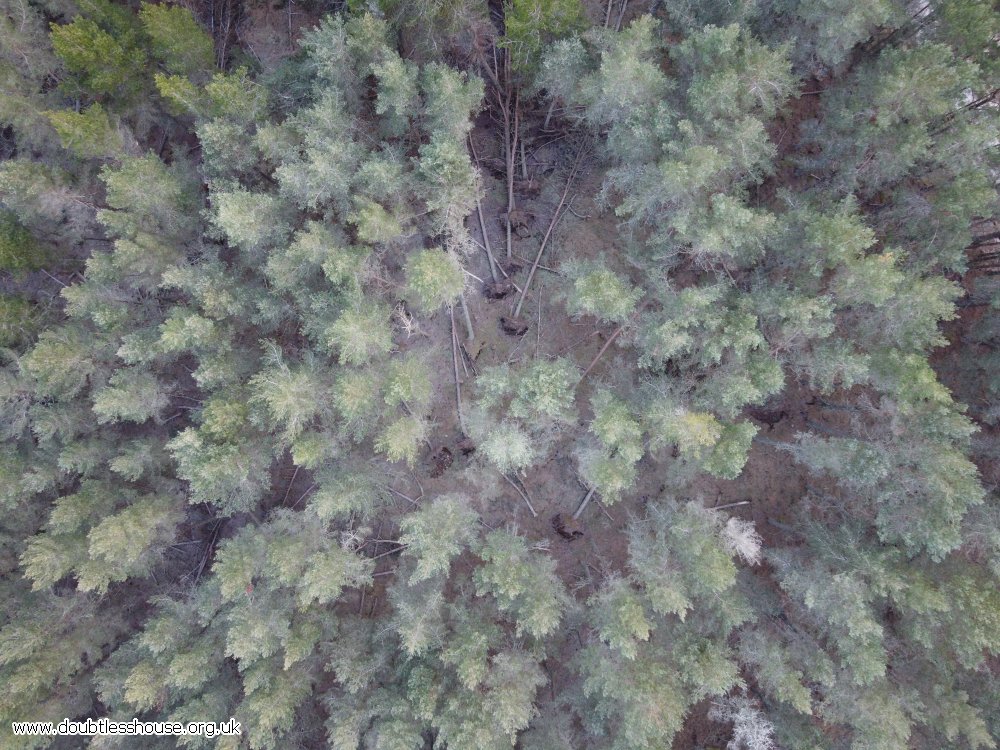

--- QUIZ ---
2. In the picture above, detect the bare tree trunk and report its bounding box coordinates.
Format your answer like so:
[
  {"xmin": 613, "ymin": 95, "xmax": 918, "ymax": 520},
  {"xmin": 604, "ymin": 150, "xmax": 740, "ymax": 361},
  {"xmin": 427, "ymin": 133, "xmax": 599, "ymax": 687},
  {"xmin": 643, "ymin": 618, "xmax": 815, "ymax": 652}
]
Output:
[
  {"xmin": 468, "ymin": 137, "xmax": 500, "ymax": 282},
  {"xmin": 458, "ymin": 294, "xmax": 475, "ymax": 341},
  {"xmin": 543, "ymin": 98, "xmax": 557, "ymax": 130},
  {"xmin": 572, "ymin": 486, "xmax": 596, "ymax": 521},
  {"xmin": 449, "ymin": 306, "xmax": 466, "ymax": 434},
  {"xmin": 512, "ymin": 147, "xmax": 583, "ymax": 318},
  {"xmin": 505, "ymin": 84, "xmax": 519, "ymax": 260}
]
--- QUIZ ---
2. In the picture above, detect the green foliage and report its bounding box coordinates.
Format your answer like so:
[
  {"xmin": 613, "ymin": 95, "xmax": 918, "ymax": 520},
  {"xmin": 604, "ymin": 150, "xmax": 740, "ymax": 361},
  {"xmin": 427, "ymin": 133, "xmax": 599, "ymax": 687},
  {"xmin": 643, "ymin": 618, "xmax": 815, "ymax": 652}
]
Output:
[
  {"xmin": 563, "ymin": 259, "xmax": 641, "ymax": 323},
  {"xmin": 474, "ymin": 530, "xmax": 569, "ymax": 639},
  {"xmin": 772, "ymin": 553, "xmax": 888, "ymax": 686},
  {"xmin": 138, "ymin": 2, "xmax": 214, "ymax": 76},
  {"xmin": 590, "ymin": 576, "xmax": 651, "ymax": 659},
  {"xmin": 627, "ymin": 501, "xmax": 746, "ymax": 622},
  {"xmin": 649, "ymin": 406, "xmax": 722, "ymax": 459},
  {"xmin": 92, "ymin": 367, "xmax": 170, "ymax": 424},
  {"xmin": 577, "ymin": 643, "xmax": 688, "ymax": 750},
  {"xmin": 579, "ymin": 390, "xmax": 643, "ymax": 500},
  {"xmin": 250, "ymin": 348, "xmax": 329, "ymax": 441},
  {"xmin": 764, "ymin": 0, "xmax": 899, "ymax": 71},
  {"xmin": 350, "ymin": 197, "xmax": 404, "ymax": 244},
  {"xmin": 0, "ymin": 209, "xmax": 45, "ymax": 273},
  {"xmin": 326, "ymin": 300, "xmax": 393, "ymax": 365},
  {"xmin": 21, "ymin": 325, "xmax": 99, "ymax": 398},
  {"xmin": 405, "ymin": 248, "xmax": 465, "ymax": 311},
  {"xmin": 212, "ymin": 188, "xmax": 290, "ymax": 252},
  {"xmin": 168, "ymin": 428, "xmax": 273, "ymax": 514},
  {"xmin": 375, "ymin": 415, "xmax": 427, "ymax": 466},
  {"xmin": 384, "ymin": 355, "xmax": 433, "ymax": 410},
  {"xmin": 501, "ymin": 0, "xmax": 586, "ymax": 73},
  {"xmin": 417, "ymin": 136, "xmax": 479, "ymax": 228},
  {"xmin": 0, "ymin": 294, "xmax": 39, "ymax": 348},
  {"xmin": 510, "ymin": 358, "xmax": 577, "ymax": 421},
  {"xmin": 420, "ymin": 63, "xmax": 484, "ymax": 141},
  {"xmin": 79, "ymin": 494, "xmax": 182, "ymax": 592},
  {"xmin": 156, "ymin": 67, "xmax": 266, "ymax": 122},
  {"xmin": 101, "ymin": 154, "xmax": 199, "ymax": 239},
  {"xmin": 743, "ymin": 635, "xmax": 819, "ymax": 720},
  {"xmin": 399, "ymin": 494, "xmax": 478, "ymax": 581},
  {"xmin": 373, "ymin": 53, "xmax": 418, "ymax": 135},
  {"xmin": 310, "ymin": 474, "xmax": 380, "ymax": 521},
  {"xmin": 702, "ymin": 421, "xmax": 757, "ymax": 479},
  {"xmin": 332, "ymin": 368, "xmax": 381, "ymax": 433},
  {"xmin": 674, "ymin": 24, "xmax": 794, "ymax": 122},
  {"xmin": 49, "ymin": 2, "xmax": 146, "ymax": 100},
  {"xmin": 481, "ymin": 420, "xmax": 537, "ymax": 474},
  {"xmin": 45, "ymin": 103, "xmax": 123, "ymax": 158},
  {"xmin": 1, "ymin": 6, "xmax": 995, "ymax": 750}
]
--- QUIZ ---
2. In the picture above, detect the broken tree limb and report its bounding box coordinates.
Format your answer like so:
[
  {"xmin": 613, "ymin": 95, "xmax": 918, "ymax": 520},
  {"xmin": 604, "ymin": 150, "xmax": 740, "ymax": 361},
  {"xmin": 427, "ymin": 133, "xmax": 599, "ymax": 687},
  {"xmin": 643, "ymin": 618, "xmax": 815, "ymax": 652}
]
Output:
[
  {"xmin": 512, "ymin": 146, "xmax": 584, "ymax": 318},
  {"xmin": 281, "ymin": 465, "xmax": 300, "ymax": 505},
  {"xmin": 502, "ymin": 68, "xmax": 517, "ymax": 261},
  {"xmin": 578, "ymin": 324, "xmax": 625, "ymax": 383},
  {"xmin": 508, "ymin": 90, "xmax": 520, "ymax": 261},
  {"xmin": 536, "ymin": 283, "xmax": 543, "ymax": 358},
  {"xmin": 513, "ymin": 254, "xmax": 560, "ymax": 274},
  {"xmin": 577, "ymin": 300, "xmax": 649, "ymax": 385},
  {"xmin": 458, "ymin": 293, "xmax": 475, "ymax": 341},
  {"xmin": 594, "ymin": 497, "xmax": 615, "ymax": 522},
  {"xmin": 192, "ymin": 521, "xmax": 223, "ymax": 586},
  {"xmin": 614, "ymin": 0, "xmax": 628, "ymax": 31},
  {"xmin": 708, "ymin": 500, "xmax": 752, "ymax": 511},
  {"xmin": 468, "ymin": 137, "xmax": 500, "ymax": 282},
  {"xmin": 371, "ymin": 544, "xmax": 408, "ymax": 561},
  {"xmin": 502, "ymin": 472, "xmax": 538, "ymax": 517},
  {"xmin": 572, "ymin": 486, "xmax": 596, "ymax": 521},
  {"xmin": 542, "ymin": 98, "xmax": 558, "ymax": 130},
  {"xmin": 449, "ymin": 306, "xmax": 467, "ymax": 435},
  {"xmin": 476, "ymin": 196, "xmax": 500, "ymax": 282},
  {"xmin": 383, "ymin": 485, "xmax": 419, "ymax": 506}
]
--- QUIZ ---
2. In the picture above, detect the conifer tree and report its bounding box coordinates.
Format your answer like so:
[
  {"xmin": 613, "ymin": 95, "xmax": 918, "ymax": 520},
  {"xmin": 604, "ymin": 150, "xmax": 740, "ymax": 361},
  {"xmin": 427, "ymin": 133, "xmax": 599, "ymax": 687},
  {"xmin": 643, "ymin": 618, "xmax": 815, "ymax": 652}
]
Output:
[{"xmin": 0, "ymin": 3, "xmax": 996, "ymax": 749}]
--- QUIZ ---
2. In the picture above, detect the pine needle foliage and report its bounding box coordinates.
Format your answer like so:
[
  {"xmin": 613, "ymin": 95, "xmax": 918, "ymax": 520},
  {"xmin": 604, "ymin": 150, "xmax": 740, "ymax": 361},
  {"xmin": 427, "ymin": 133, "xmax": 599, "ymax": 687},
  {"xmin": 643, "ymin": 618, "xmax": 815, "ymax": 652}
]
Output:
[{"xmin": 0, "ymin": 3, "xmax": 996, "ymax": 750}]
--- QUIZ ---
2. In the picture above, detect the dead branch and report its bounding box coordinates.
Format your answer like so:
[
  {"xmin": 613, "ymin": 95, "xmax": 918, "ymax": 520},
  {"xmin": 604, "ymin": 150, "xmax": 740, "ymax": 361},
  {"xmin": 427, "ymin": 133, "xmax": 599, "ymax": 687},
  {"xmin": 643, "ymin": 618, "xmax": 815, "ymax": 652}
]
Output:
[
  {"xmin": 370, "ymin": 544, "xmax": 408, "ymax": 561},
  {"xmin": 578, "ymin": 324, "xmax": 625, "ymax": 383},
  {"xmin": 281, "ymin": 465, "xmax": 299, "ymax": 505},
  {"xmin": 502, "ymin": 472, "xmax": 538, "ymax": 517},
  {"xmin": 291, "ymin": 483, "xmax": 316, "ymax": 509},
  {"xmin": 513, "ymin": 254, "xmax": 561, "ymax": 274},
  {"xmin": 450, "ymin": 306, "xmax": 467, "ymax": 435},
  {"xmin": 572, "ymin": 486, "xmax": 596, "ymax": 521},
  {"xmin": 458, "ymin": 293, "xmax": 475, "ymax": 341},
  {"xmin": 578, "ymin": 301, "xmax": 649, "ymax": 384},
  {"xmin": 469, "ymin": 137, "xmax": 500, "ymax": 282},
  {"xmin": 614, "ymin": 0, "xmax": 628, "ymax": 31},
  {"xmin": 383, "ymin": 485, "xmax": 420, "ymax": 506},
  {"xmin": 192, "ymin": 520, "xmax": 223, "ymax": 586},
  {"xmin": 708, "ymin": 500, "xmax": 752, "ymax": 511},
  {"xmin": 512, "ymin": 146, "xmax": 585, "ymax": 318},
  {"xmin": 536, "ymin": 284, "xmax": 543, "ymax": 358}
]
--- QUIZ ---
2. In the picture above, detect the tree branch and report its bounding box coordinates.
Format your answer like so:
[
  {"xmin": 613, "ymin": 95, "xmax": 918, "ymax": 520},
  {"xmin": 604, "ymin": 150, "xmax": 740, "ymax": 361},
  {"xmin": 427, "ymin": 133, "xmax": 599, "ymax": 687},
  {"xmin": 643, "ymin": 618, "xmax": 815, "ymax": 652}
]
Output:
[
  {"xmin": 512, "ymin": 146, "xmax": 584, "ymax": 318},
  {"xmin": 450, "ymin": 306, "xmax": 467, "ymax": 435},
  {"xmin": 502, "ymin": 472, "xmax": 538, "ymax": 517},
  {"xmin": 572, "ymin": 486, "xmax": 596, "ymax": 521}
]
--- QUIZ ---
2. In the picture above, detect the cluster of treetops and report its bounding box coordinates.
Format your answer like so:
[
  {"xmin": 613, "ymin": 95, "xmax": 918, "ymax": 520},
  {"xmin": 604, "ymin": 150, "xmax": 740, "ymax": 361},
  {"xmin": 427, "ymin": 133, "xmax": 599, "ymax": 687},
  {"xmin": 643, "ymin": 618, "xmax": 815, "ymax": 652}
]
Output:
[{"xmin": 0, "ymin": 0, "xmax": 998, "ymax": 748}]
